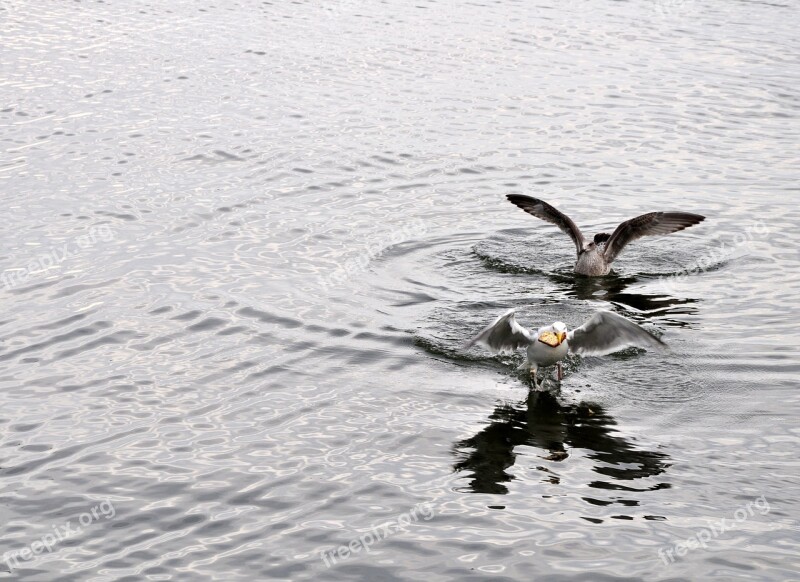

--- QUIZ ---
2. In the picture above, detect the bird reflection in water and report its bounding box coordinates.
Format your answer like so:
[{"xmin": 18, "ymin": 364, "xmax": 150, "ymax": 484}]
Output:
[
  {"xmin": 549, "ymin": 271, "xmax": 698, "ymax": 318},
  {"xmin": 453, "ymin": 390, "xmax": 671, "ymax": 495}
]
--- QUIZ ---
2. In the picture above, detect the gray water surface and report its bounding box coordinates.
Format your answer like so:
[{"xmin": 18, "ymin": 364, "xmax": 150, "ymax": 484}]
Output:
[{"xmin": 1, "ymin": 0, "xmax": 799, "ymax": 580}]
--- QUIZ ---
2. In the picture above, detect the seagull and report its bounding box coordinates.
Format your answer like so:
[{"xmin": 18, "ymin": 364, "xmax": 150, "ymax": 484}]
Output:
[
  {"xmin": 465, "ymin": 309, "xmax": 666, "ymax": 389},
  {"xmin": 506, "ymin": 194, "xmax": 705, "ymax": 276}
]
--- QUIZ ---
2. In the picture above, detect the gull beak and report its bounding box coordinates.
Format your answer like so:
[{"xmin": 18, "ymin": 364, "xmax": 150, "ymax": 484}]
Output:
[{"xmin": 558, "ymin": 331, "xmax": 567, "ymax": 344}]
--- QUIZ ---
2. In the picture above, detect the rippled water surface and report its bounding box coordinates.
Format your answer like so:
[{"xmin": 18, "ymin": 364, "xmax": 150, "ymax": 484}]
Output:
[{"xmin": 2, "ymin": 0, "xmax": 799, "ymax": 580}]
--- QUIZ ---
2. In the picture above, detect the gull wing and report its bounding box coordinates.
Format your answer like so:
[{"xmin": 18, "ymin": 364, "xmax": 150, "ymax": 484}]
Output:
[
  {"xmin": 603, "ymin": 211, "xmax": 705, "ymax": 263},
  {"xmin": 506, "ymin": 195, "xmax": 586, "ymax": 255},
  {"xmin": 568, "ymin": 311, "xmax": 666, "ymax": 357},
  {"xmin": 465, "ymin": 309, "xmax": 535, "ymax": 354}
]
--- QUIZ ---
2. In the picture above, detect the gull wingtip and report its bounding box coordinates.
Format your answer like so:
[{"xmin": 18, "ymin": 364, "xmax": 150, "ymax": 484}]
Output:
[{"xmin": 651, "ymin": 332, "xmax": 669, "ymax": 352}]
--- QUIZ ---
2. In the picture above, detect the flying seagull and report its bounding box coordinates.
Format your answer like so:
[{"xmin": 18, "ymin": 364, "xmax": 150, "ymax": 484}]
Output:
[
  {"xmin": 465, "ymin": 309, "xmax": 666, "ymax": 389},
  {"xmin": 506, "ymin": 194, "xmax": 705, "ymax": 276}
]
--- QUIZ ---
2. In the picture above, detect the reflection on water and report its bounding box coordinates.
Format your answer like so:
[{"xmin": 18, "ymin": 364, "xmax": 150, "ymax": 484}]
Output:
[
  {"xmin": 549, "ymin": 272, "xmax": 698, "ymax": 317},
  {"xmin": 453, "ymin": 390, "xmax": 670, "ymax": 496}
]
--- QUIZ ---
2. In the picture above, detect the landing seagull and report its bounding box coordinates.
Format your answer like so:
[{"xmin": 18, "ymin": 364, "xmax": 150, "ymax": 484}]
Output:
[
  {"xmin": 506, "ymin": 194, "xmax": 705, "ymax": 276},
  {"xmin": 466, "ymin": 309, "xmax": 666, "ymax": 389}
]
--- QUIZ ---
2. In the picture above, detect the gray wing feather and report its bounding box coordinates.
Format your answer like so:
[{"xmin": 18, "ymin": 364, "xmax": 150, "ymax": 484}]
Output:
[
  {"xmin": 506, "ymin": 195, "xmax": 586, "ymax": 255},
  {"xmin": 603, "ymin": 211, "xmax": 705, "ymax": 263},
  {"xmin": 465, "ymin": 309, "xmax": 535, "ymax": 354},
  {"xmin": 568, "ymin": 311, "xmax": 666, "ymax": 357}
]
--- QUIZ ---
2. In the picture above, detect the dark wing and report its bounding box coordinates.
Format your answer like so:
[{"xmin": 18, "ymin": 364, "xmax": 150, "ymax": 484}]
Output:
[
  {"xmin": 568, "ymin": 310, "xmax": 666, "ymax": 357},
  {"xmin": 603, "ymin": 212, "xmax": 705, "ymax": 263},
  {"xmin": 506, "ymin": 195, "xmax": 586, "ymax": 255},
  {"xmin": 464, "ymin": 309, "xmax": 535, "ymax": 354}
]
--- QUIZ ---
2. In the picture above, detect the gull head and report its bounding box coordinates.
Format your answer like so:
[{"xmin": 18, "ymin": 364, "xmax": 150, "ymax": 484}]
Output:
[{"xmin": 553, "ymin": 321, "xmax": 568, "ymax": 344}]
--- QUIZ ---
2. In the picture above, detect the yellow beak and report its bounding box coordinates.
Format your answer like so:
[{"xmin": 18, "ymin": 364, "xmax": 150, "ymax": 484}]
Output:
[{"xmin": 558, "ymin": 331, "xmax": 567, "ymax": 344}]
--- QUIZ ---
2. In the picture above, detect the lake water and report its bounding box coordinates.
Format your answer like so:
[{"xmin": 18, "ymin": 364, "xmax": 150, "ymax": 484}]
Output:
[{"xmin": 1, "ymin": 0, "xmax": 799, "ymax": 580}]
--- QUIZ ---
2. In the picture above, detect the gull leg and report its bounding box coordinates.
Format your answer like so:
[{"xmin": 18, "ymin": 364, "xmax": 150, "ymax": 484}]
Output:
[
  {"xmin": 557, "ymin": 362, "xmax": 563, "ymax": 382},
  {"xmin": 530, "ymin": 366, "xmax": 540, "ymax": 390}
]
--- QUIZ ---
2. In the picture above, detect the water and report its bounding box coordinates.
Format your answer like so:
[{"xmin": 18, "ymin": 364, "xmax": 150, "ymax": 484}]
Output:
[{"xmin": 1, "ymin": 0, "xmax": 799, "ymax": 580}]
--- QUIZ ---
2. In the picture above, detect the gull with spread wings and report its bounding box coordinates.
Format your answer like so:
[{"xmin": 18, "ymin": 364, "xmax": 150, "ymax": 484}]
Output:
[
  {"xmin": 506, "ymin": 194, "xmax": 705, "ymax": 276},
  {"xmin": 466, "ymin": 309, "xmax": 666, "ymax": 389}
]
